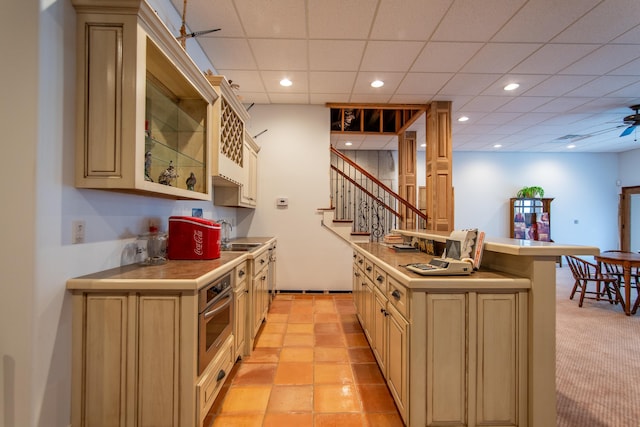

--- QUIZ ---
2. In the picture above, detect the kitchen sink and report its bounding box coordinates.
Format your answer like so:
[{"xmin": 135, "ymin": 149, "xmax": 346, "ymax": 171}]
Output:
[{"xmin": 221, "ymin": 243, "xmax": 262, "ymax": 252}]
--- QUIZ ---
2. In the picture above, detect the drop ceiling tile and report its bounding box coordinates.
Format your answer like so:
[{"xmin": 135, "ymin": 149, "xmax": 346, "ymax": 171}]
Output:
[
  {"xmin": 612, "ymin": 24, "xmax": 640, "ymax": 43},
  {"xmin": 389, "ymin": 94, "xmax": 433, "ymax": 104},
  {"xmin": 566, "ymin": 76, "xmax": 640, "ymax": 97},
  {"xmin": 308, "ymin": 40, "xmax": 366, "ymax": 71},
  {"xmin": 560, "ymin": 44, "xmax": 640, "ymax": 75},
  {"xmin": 431, "ymin": 0, "xmax": 526, "ymax": 42},
  {"xmin": 474, "ymin": 112, "xmax": 524, "ymax": 125},
  {"xmin": 605, "ymin": 81, "xmax": 640, "ymax": 98},
  {"xmin": 523, "ymin": 75, "xmax": 596, "ymax": 97},
  {"xmin": 496, "ymin": 97, "xmax": 555, "ymax": 113},
  {"xmin": 260, "ymin": 70, "xmax": 308, "ymax": 92},
  {"xmin": 233, "ymin": 0, "xmax": 307, "ymax": 38},
  {"xmin": 249, "ymin": 39, "xmax": 308, "ymax": 70},
  {"xmin": 492, "ymin": 0, "xmax": 600, "ymax": 43},
  {"xmin": 370, "ymin": 0, "xmax": 452, "ymax": 40},
  {"xmin": 215, "ymin": 70, "xmax": 265, "ymax": 92},
  {"xmin": 552, "ymin": 0, "xmax": 640, "ymax": 44},
  {"xmin": 349, "ymin": 93, "xmax": 393, "ymax": 104},
  {"xmin": 198, "ymin": 38, "xmax": 257, "ymax": 69},
  {"xmin": 533, "ymin": 97, "xmax": 593, "ymax": 113},
  {"xmin": 352, "ymin": 72, "xmax": 404, "ymax": 93},
  {"xmin": 360, "ymin": 41, "xmax": 424, "ymax": 72},
  {"xmin": 459, "ymin": 96, "xmax": 512, "ymax": 112},
  {"xmin": 397, "ymin": 73, "xmax": 453, "ymax": 95},
  {"xmin": 461, "ymin": 43, "xmax": 542, "ymax": 73},
  {"xmin": 308, "ymin": 0, "xmax": 377, "ymax": 39},
  {"xmin": 311, "ymin": 93, "xmax": 350, "ymax": 104},
  {"xmin": 411, "ymin": 42, "xmax": 483, "ymax": 72},
  {"xmin": 510, "ymin": 44, "xmax": 599, "ymax": 74},
  {"xmin": 608, "ymin": 57, "xmax": 640, "ymax": 76},
  {"xmin": 268, "ymin": 93, "xmax": 310, "ymax": 104},
  {"xmin": 437, "ymin": 74, "xmax": 501, "ymax": 96},
  {"xmin": 309, "ymin": 72, "xmax": 357, "ymax": 93},
  {"xmin": 481, "ymin": 74, "xmax": 550, "ymax": 96}
]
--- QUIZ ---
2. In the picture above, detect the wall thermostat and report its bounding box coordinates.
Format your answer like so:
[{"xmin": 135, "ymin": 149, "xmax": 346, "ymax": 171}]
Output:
[{"xmin": 276, "ymin": 197, "xmax": 288, "ymax": 207}]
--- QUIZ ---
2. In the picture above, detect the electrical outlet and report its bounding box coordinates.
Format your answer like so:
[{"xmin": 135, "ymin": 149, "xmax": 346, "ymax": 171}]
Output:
[{"xmin": 72, "ymin": 220, "xmax": 85, "ymax": 244}]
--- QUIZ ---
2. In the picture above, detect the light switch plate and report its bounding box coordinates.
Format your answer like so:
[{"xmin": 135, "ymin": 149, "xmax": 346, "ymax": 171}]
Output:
[{"xmin": 276, "ymin": 197, "xmax": 288, "ymax": 207}]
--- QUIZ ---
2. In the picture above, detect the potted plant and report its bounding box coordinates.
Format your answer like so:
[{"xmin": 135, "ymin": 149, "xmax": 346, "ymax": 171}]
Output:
[{"xmin": 516, "ymin": 186, "xmax": 544, "ymax": 198}]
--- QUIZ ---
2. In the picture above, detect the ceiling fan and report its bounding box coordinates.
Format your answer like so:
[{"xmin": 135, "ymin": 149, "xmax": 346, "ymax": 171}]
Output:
[{"xmin": 620, "ymin": 105, "xmax": 640, "ymax": 137}]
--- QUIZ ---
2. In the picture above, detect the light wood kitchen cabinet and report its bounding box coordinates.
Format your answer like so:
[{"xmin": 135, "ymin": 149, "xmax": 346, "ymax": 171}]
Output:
[
  {"xmin": 352, "ymin": 243, "xmax": 529, "ymax": 427},
  {"xmin": 241, "ymin": 133, "xmax": 259, "ymax": 207},
  {"xmin": 233, "ymin": 263, "xmax": 249, "ymax": 359},
  {"xmin": 249, "ymin": 248, "xmax": 270, "ymax": 347},
  {"xmin": 425, "ymin": 292, "xmax": 527, "ymax": 426},
  {"xmin": 212, "ymin": 129, "xmax": 260, "ymax": 208},
  {"xmin": 71, "ymin": 0, "xmax": 216, "ymax": 201},
  {"xmin": 70, "ymin": 291, "xmax": 200, "ymax": 427}
]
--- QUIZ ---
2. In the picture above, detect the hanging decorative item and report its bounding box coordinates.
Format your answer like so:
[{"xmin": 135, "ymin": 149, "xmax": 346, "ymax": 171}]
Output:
[{"xmin": 158, "ymin": 161, "xmax": 179, "ymax": 186}]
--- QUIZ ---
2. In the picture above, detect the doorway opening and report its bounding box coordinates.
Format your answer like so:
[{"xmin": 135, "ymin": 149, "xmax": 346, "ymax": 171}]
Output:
[{"xmin": 620, "ymin": 186, "xmax": 640, "ymax": 252}]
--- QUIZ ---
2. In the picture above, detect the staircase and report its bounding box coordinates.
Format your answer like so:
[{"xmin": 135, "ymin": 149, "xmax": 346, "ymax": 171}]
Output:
[{"xmin": 320, "ymin": 146, "xmax": 427, "ymax": 243}]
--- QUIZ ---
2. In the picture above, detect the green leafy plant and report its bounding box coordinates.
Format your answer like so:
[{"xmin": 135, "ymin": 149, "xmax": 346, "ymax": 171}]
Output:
[{"xmin": 516, "ymin": 186, "xmax": 544, "ymax": 198}]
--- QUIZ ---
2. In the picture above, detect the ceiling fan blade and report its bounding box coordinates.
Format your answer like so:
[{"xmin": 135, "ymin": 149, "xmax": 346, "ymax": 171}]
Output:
[{"xmin": 620, "ymin": 125, "xmax": 636, "ymax": 137}]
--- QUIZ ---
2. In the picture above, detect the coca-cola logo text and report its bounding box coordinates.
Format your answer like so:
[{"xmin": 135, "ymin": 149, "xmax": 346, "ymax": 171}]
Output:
[{"xmin": 193, "ymin": 230, "xmax": 204, "ymax": 255}]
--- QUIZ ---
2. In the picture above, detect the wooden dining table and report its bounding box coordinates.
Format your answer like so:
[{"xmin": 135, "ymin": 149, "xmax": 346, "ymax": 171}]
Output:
[{"xmin": 595, "ymin": 251, "xmax": 640, "ymax": 316}]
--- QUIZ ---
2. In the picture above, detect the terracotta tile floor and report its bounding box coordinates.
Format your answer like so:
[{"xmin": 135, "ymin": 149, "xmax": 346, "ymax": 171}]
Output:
[{"xmin": 204, "ymin": 293, "xmax": 405, "ymax": 427}]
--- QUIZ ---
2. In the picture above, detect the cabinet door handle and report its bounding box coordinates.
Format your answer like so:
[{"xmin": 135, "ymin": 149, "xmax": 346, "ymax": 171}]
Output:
[
  {"xmin": 239, "ymin": 270, "xmax": 245, "ymax": 277},
  {"xmin": 358, "ymin": 259, "xmax": 363, "ymax": 264},
  {"xmin": 260, "ymin": 259, "xmax": 266, "ymax": 264},
  {"xmin": 354, "ymin": 272, "xmax": 361, "ymax": 277},
  {"xmin": 376, "ymin": 275, "xmax": 383, "ymax": 282},
  {"xmin": 366, "ymin": 266, "xmax": 372, "ymax": 272},
  {"xmin": 217, "ymin": 369, "xmax": 226, "ymax": 382},
  {"xmin": 391, "ymin": 289, "xmax": 401, "ymax": 299}
]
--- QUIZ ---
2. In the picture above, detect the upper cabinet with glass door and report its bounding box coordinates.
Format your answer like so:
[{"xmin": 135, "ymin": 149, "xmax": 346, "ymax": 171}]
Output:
[{"xmin": 71, "ymin": 0, "xmax": 218, "ymax": 200}]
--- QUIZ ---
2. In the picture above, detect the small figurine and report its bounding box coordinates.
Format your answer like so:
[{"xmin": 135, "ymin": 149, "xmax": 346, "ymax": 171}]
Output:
[
  {"xmin": 158, "ymin": 161, "xmax": 178, "ymax": 186},
  {"xmin": 186, "ymin": 172, "xmax": 197, "ymax": 191},
  {"xmin": 144, "ymin": 151, "xmax": 153, "ymax": 182}
]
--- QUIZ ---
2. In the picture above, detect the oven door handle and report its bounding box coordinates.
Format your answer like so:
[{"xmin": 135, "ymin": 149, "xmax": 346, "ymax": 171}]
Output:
[{"xmin": 203, "ymin": 292, "xmax": 231, "ymax": 320}]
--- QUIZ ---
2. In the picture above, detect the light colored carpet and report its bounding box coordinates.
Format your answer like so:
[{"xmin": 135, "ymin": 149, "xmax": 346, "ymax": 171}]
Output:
[{"xmin": 556, "ymin": 264, "xmax": 640, "ymax": 427}]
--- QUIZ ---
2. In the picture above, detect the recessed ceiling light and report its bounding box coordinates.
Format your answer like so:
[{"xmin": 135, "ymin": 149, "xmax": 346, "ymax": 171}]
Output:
[
  {"xmin": 420, "ymin": 143, "xmax": 426, "ymax": 147},
  {"xmin": 458, "ymin": 116, "xmax": 469, "ymax": 122},
  {"xmin": 567, "ymin": 144, "xmax": 576, "ymax": 149},
  {"xmin": 345, "ymin": 141, "xmax": 353, "ymax": 146},
  {"xmin": 280, "ymin": 78, "xmax": 292, "ymax": 87},
  {"xmin": 371, "ymin": 80, "xmax": 384, "ymax": 88},
  {"xmin": 504, "ymin": 83, "xmax": 520, "ymax": 91},
  {"xmin": 493, "ymin": 144, "xmax": 502, "ymax": 148}
]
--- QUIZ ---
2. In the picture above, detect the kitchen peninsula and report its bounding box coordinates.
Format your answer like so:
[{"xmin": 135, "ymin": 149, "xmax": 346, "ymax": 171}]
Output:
[{"xmin": 351, "ymin": 230, "xmax": 599, "ymax": 427}]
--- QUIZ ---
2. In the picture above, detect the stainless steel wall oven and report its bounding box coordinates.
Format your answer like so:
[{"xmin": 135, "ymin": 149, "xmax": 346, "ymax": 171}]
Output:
[{"xmin": 198, "ymin": 273, "xmax": 233, "ymax": 375}]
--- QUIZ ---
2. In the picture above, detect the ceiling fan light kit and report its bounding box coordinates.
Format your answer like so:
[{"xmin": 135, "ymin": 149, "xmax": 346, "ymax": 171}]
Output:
[{"xmin": 620, "ymin": 105, "xmax": 640, "ymax": 138}]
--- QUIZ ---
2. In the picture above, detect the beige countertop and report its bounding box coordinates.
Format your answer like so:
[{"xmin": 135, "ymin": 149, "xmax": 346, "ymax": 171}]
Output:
[
  {"xmin": 67, "ymin": 237, "xmax": 275, "ymax": 292},
  {"xmin": 354, "ymin": 242, "xmax": 531, "ymax": 291}
]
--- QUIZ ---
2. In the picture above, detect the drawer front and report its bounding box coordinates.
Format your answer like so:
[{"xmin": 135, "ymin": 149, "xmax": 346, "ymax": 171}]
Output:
[
  {"xmin": 235, "ymin": 262, "xmax": 248, "ymax": 285},
  {"xmin": 354, "ymin": 251, "xmax": 365, "ymax": 270},
  {"xmin": 197, "ymin": 335, "xmax": 234, "ymax": 425},
  {"xmin": 387, "ymin": 276, "xmax": 410, "ymax": 319},
  {"xmin": 373, "ymin": 265, "xmax": 387, "ymax": 293},
  {"xmin": 363, "ymin": 258, "xmax": 375, "ymax": 281},
  {"xmin": 253, "ymin": 250, "xmax": 269, "ymax": 276}
]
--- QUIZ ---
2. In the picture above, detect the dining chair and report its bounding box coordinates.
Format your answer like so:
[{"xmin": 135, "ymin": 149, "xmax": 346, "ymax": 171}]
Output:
[{"xmin": 564, "ymin": 255, "xmax": 625, "ymax": 309}]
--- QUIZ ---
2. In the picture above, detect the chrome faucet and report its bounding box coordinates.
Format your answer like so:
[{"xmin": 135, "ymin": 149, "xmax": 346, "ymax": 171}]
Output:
[{"xmin": 218, "ymin": 219, "xmax": 232, "ymax": 249}]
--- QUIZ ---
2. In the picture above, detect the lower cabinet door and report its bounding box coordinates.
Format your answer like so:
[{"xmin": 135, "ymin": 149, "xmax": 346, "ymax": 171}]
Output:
[{"xmin": 386, "ymin": 305, "xmax": 408, "ymax": 423}]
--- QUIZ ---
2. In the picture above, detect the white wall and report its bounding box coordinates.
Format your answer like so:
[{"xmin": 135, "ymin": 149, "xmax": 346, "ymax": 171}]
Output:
[
  {"xmin": 239, "ymin": 105, "xmax": 353, "ymax": 291},
  {"xmin": 453, "ymin": 152, "xmax": 620, "ymax": 249}
]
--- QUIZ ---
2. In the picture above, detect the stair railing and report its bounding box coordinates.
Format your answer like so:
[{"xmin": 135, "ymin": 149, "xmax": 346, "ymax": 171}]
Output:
[{"xmin": 330, "ymin": 146, "xmax": 428, "ymax": 240}]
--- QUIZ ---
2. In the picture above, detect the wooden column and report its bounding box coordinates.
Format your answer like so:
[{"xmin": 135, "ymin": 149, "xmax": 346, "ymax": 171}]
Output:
[
  {"xmin": 425, "ymin": 101, "xmax": 454, "ymax": 232},
  {"xmin": 398, "ymin": 131, "xmax": 417, "ymax": 229}
]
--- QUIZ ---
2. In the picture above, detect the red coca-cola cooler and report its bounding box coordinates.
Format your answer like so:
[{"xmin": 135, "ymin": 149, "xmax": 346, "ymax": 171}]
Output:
[{"xmin": 168, "ymin": 216, "xmax": 221, "ymax": 260}]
